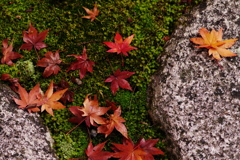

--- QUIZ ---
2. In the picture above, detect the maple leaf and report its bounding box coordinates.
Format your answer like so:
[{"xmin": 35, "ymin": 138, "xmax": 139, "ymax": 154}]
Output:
[
  {"xmin": 79, "ymin": 94, "xmax": 110, "ymax": 127},
  {"xmin": 190, "ymin": 28, "xmax": 238, "ymax": 60},
  {"xmin": 106, "ymin": 100, "xmax": 118, "ymax": 111},
  {"xmin": 1, "ymin": 39, "xmax": 23, "ymax": 65},
  {"xmin": 20, "ymin": 23, "xmax": 49, "ymax": 51},
  {"xmin": 111, "ymin": 138, "xmax": 147, "ymax": 160},
  {"xmin": 111, "ymin": 137, "xmax": 164, "ymax": 160},
  {"xmin": 39, "ymin": 80, "xmax": 68, "ymax": 116},
  {"xmin": 105, "ymin": 68, "xmax": 135, "ymax": 95},
  {"xmin": 67, "ymin": 106, "xmax": 86, "ymax": 135},
  {"xmin": 85, "ymin": 141, "xmax": 113, "ymax": 160},
  {"xmin": 98, "ymin": 107, "xmax": 128, "ymax": 138},
  {"xmin": 1, "ymin": 73, "xmax": 20, "ymax": 93},
  {"xmin": 66, "ymin": 46, "xmax": 95, "ymax": 79},
  {"xmin": 103, "ymin": 32, "xmax": 137, "ymax": 56},
  {"xmin": 67, "ymin": 95, "xmax": 110, "ymax": 134},
  {"xmin": 13, "ymin": 83, "xmax": 41, "ymax": 113},
  {"xmin": 37, "ymin": 50, "xmax": 62, "ymax": 77},
  {"xmin": 68, "ymin": 106, "xmax": 85, "ymax": 124},
  {"xmin": 137, "ymin": 138, "xmax": 164, "ymax": 160},
  {"xmin": 82, "ymin": 3, "xmax": 99, "ymax": 21},
  {"xmin": 0, "ymin": 73, "xmax": 11, "ymax": 81},
  {"xmin": 53, "ymin": 79, "xmax": 74, "ymax": 104},
  {"xmin": 69, "ymin": 94, "xmax": 111, "ymax": 127}
]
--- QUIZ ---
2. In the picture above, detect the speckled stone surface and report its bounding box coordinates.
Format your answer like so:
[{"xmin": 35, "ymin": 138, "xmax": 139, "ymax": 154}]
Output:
[
  {"xmin": 0, "ymin": 82, "xmax": 58, "ymax": 160},
  {"xmin": 147, "ymin": 0, "xmax": 240, "ymax": 159}
]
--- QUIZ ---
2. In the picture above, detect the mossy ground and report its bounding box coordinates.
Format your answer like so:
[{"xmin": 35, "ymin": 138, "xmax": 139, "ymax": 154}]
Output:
[{"xmin": 0, "ymin": 0, "xmax": 202, "ymax": 159}]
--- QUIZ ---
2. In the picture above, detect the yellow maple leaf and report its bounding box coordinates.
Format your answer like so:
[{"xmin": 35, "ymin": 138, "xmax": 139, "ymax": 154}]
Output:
[
  {"xmin": 82, "ymin": 4, "xmax": 99, "ymax": 22},
  {"xmin": 190, "ymin": 28, "xmax": 238, "ymax": 60}
]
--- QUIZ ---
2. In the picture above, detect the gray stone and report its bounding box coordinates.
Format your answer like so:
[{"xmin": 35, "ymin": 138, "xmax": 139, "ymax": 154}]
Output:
[
  {"xmin": 0, "ymin": 82, "xmax": 58, "ymax": 160},
  {"xmin": 147, "ymin": 0, "xmax": 240, "ymax": 159}
]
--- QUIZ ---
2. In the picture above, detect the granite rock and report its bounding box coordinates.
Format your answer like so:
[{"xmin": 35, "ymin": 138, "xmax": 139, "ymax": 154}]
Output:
[
  {"xmin": 147, "ymin": 0, "xmax": 240, "ymax": 159},
  {"xmin": 0, "ymin": 82, "xmax": 58, "ymax": 160}
]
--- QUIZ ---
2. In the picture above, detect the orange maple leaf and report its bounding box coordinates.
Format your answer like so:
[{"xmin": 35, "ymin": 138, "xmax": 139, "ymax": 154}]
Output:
[
  {"xmin": 82, "ymin": 3, "xmax": 99, "ymax": 21},
  {"xmin": 13, "ymin": 83, "xmax": 41, "ymax": 113},
  {"xmin": 190, "ymin": 28, "xmax": 238, "ymax": 60},
  {"xmin": 98, "ymin": 107, "xmax": 128, "ymax": 138},
  {"xmin": 79, "ymin": 94, "xmax": 110, "ymax": 127},
  {"xmin": 39, "ymin": 80, "xmax": 68, "ymax": 116}
]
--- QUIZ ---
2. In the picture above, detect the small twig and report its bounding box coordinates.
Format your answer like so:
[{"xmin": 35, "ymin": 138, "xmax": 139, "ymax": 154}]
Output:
[
  {"xmin": 106, "ymin": 57, "xmax": 115, "ymax": 73},
  {"xmin": 121, "ymin": 54, "xmax": 124, "ymax": 66},
  {"xmin": 87, "ymin": 127, "xmax": 91, "ymax": 141},
  {"xmin": 128, "ymin": 85, "xmax": 136, "ymax": 112},
  {"xmin": 77, "ymin": 40, "xmax": 99, "ymax": 46}
]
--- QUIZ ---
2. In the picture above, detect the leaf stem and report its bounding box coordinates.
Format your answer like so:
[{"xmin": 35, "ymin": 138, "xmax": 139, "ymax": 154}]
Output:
[
  {"xmin": 66, "ymin": 117, "xmax": 86, "ymax": 135},
  {"xmin": 106, "ymin": 57, "xmax": 115, "ymax": 73},
  {"xmin": 77, "ymin": 40, "xmax": 99, "ymax": 46},
  {"xmin": 34, "ymin": 47, "xmax": 40, "ymax": 60},
  {"xmin": 121, "ymin": 54, "xmax": 124, "ymax": 66}
]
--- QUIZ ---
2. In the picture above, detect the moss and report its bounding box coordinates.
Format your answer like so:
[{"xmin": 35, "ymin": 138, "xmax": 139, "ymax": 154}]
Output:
[{"xmin": 0, "ymin": 0, "xmax": 203, "ymax": 159}]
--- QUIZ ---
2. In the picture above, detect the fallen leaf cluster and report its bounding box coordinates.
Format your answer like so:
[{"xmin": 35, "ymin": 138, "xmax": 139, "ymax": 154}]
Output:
[
  {"xmin": 0, "ymin": 3, "xmax": 166, "ymax": 160},
  {"xmin": 67, "ymin": 95, "xmax": 164, "ymax": 160},
  {"xmin": 72, "ymin": 137, "xmax": 164, "ymax": 160},
  {"xmin": 1, "ymin": 1, "xmax": 237, "ymax": 159},
  {"xmin": 12, "ymin": 80, "xmax": 67, "ymax": 116},
  {"xmin": 1, "ymin": 22, "xmax": 136, "ymax": 94},
  {"xmin": 68, "ymin": 94, "xmax": 127, "ymax": 138}
]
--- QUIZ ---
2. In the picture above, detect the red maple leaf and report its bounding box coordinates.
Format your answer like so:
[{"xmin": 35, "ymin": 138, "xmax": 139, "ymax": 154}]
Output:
[
  {"xmin": 103, "ymin": 32, "xmax": 137, "ymax": 56},
  {"xmin": 137, "ymin": 138, "xmax": 164, "ymax": 160},
  {"xmin": 68, "ymin": 106, "xmax": 84, "ymax": 124},
  {"xmin": 85, "ymin": 141, "xmax": 112, "ymax": 160},
  {"xmin": 82, "ymin": 3, "xmax": 99, "ymax": 22},
  {"xmin": 98, "ymin": 107, "xmax": 128, "ymax": 138},
  {"xmin": 1, "ymin": 39, "xmax": 23, "ymax": 65},
  {"xmin": 0, "ymin": 73, "xmax": 11, "ymax": 81},
  {"xmin": 105, "ymin": 68, "xmax": 135, "ymax": 95},
  {"xmin": 106, "ymin": 100, "xmax": 118, "ymax": 111},
  {"xmin": 13, "ymin": 83, "xmax": 41, "ymax": 113},
  {"xmin": 53, "ymin": 79, "xmax": 74, "ymax": 104},
  {"xmin": 37, "ymin": 50, "xmax": 62, "ymax": 77},
  {"xmin": 111, "ymin": 138, "xmax": 147, "ymax": 160},
  {"xmin": 0, "ymin": 73, "xmax": 20, "ymax": 93},
  {"xmin": 111, "ymin": 138, "xmax": 164, "ymax": 160},
  {"xmin": 20, "ymin": 23, "xmax": 49, "ymax": 51},
  {"xmin": 66, "ymin": 46, "xmax": 95, "ymax": 79}
]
